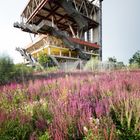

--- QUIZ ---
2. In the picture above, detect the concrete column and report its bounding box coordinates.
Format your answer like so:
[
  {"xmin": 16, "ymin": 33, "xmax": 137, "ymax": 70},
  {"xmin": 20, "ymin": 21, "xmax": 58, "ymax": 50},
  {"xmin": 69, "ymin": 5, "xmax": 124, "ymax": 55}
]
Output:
[
  {"xmin": 91, "ymin": 29, "xmax": 94, "ymax": 43},
  {"xmin": 60, "ymin": 50, "xmax": 62, "ymax": 56},
  {"xmin": 48, "ymin": 47, "xmax": 51, "ymax": 55},
  {"xmin": 84, "ymin": 32, "xmax": 87, "ymax": 41},
  {"xmin": 99, "ymin": 0, "xmax": 103, "ymax": 61},
  {"xmin": 84, "ymin": 46, "xmax": 86, "ymax": 51},
  {"xmin": 93, "ymin": 27, "xmax": 99, "ymax": 44},
  {"xmin": 69, "ymin": 51, "xmax": 71, "ymax": 57}
]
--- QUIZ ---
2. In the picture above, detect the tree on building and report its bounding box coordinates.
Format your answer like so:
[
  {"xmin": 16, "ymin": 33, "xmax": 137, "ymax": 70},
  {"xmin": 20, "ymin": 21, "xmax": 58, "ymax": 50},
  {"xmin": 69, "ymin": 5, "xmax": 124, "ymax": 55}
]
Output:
[{"xmin": 38, "ymin": 53, "xmax": 51, "ymax": 68}]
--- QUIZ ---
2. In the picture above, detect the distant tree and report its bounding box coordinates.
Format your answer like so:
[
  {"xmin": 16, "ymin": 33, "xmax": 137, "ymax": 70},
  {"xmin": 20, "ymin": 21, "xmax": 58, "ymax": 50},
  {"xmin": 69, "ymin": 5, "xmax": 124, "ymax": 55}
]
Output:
[
  {"xmin": 116, "ymin": 61, "xmax": 125, "ymax": 69},
  {"xmin": 108, "ymin": 56, "xmax": 117, "ymax": 63},
  {"xmin": 129, "ymin": 51, "xmax": 140, "ymax": 67},
  {"xmin": 108, "ymin": 57, "xmax": 125, "ymax": 69}
]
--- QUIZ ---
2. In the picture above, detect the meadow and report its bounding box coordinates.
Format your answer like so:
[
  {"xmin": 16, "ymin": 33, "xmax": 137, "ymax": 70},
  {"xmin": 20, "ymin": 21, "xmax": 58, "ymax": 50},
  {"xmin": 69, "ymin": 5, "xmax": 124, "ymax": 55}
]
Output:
[{"xmin": 0, "ymin": 70, "xmax": 140, "ymax": 140}]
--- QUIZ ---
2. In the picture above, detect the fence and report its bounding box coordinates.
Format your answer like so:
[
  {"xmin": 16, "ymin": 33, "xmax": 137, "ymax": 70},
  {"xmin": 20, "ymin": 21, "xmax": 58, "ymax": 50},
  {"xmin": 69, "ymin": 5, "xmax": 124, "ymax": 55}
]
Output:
[{"xmin": 59, "ymin": 60, "xmax": 116, "ymax": 72}]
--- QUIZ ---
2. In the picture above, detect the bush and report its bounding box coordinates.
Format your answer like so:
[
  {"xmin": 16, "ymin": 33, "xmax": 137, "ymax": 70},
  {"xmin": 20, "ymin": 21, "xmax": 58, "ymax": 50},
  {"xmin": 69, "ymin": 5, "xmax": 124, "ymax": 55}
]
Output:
[
  {"xmin": 13, "ymin": 64, "xmax": 33, "ymax": 82},
  {"xmin": 0, "ymin": 55, "xmax": 14, "ymax": 85},
  {"xmin": 0, "ymin": 55, "xmax": 34, "ymax": 85},
  {"xmin": 0, "ymin": 119, "xmax": 32, "ymax": 140},
  {"xmin": 110, "ymin": 97, "xmax": 140, "ymax": 139},
  {"xmin": 84, "ymin": 57, "xmax": 100, "ymax": 71},
  {"xmin": 38, "ymin": 131, "xmax": 50, "ymax": 140},
  {"xmin": 38, "ymin": 53, "xmax": 51, "ymax": 68}
]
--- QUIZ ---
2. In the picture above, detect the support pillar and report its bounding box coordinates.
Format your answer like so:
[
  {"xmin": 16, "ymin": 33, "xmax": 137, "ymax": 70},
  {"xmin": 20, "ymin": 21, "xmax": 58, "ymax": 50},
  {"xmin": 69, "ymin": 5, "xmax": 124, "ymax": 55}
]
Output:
[
  {"xmin": 99, "ymin": 0, "xmax": 103, "ymax": 61},
  {"xmin": 84, "ymin": 46, "xmax": 86, "ymax": 51},
  {"xmin": 48, "ymin": 47, "xmax": 51, "ymax": 55},
  {"xmin": 69, "ymin": 51, "xmax": 71, "ymax": 57},
  {"xmin": 60, "ymin": 50, "xmax": 62, "ymax": 56}
]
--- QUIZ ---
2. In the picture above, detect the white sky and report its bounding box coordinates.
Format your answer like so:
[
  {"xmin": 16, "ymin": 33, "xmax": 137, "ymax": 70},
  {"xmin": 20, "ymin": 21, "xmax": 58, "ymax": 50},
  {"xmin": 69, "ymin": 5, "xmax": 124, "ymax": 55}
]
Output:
[
  {"xmin": 0, "ymin": 0, "xmax": 140, "ymax": 64},
  {"xmin": 102, "ymin": 0, "xmax": 140, "ymax": 64}
]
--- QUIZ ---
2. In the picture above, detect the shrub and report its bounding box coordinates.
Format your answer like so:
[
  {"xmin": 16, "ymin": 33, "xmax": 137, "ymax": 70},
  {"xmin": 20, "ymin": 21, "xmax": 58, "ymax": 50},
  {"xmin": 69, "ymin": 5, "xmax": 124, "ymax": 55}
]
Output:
[
  {"xmin": 0, "ymin": 55, "xmax": 14, "ymax": 85},
  {"xmin": 84, "ymin": 57, "xmax": 100, "ymax": 71},
  {"xmin": 0, "ymin": 55, "xmax": 33, "ymax": 85},
  {"xmin": 13, "ymin": 64, "xmax": 33, "ymax": 82},
  {"xmin": 0, "ymin": 119, "xmax": 32, "ymax": 140},
  {"xmin": 38, "ymin": 53, "xmax": 51, "ymax": 68},
  {"xmin": 39, "ymin": 131, "xmax": 50, "ymax": 140},
  {"xmin": 110, "ymin": 97, "xmax": 140, "ymax": 140}
]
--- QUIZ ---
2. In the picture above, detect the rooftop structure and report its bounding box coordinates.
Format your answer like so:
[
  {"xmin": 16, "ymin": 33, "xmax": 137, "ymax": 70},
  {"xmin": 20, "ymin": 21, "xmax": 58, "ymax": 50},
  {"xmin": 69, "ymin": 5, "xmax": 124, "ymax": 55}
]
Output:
[{"xmin": 14, "ymin": 0, "xmax": 103, "ymax": 67}]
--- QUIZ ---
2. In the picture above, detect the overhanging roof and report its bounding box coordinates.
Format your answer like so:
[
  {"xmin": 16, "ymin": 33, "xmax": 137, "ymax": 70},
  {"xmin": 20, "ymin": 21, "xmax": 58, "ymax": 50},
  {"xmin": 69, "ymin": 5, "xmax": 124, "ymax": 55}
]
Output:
[{"xmin": 21, "ymin": 0, "xmax": 100, "ymax": 33}]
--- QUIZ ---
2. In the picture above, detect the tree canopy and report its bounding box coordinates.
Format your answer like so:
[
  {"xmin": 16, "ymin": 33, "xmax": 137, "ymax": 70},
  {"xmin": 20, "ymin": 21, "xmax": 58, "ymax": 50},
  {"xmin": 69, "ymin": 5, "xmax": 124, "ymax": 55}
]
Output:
[
  {"xmin": 38, "ymin": 53, "xmax": 51, "ymax": 67},
  {"xmin": 108, "ymin": 56, "xmax": 117, "ymax": 63},
  {"xmin": 129, "ymin": 51, "xmax": 140, "ymax": 67}
]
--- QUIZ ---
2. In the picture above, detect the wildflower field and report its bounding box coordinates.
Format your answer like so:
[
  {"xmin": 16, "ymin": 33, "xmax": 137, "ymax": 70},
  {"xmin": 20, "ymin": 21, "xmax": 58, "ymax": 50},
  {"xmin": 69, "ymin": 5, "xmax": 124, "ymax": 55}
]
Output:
[{"xmin": 0, "ymin": 70, "xmax": 140, "ymax": 140}]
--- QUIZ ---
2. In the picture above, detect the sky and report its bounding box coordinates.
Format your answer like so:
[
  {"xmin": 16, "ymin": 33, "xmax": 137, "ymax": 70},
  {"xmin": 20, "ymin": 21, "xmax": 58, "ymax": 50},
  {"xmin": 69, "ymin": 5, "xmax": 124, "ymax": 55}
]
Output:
[{"xmin": 0, "ymin": 0, "xmax": 140, "ymax": 64}]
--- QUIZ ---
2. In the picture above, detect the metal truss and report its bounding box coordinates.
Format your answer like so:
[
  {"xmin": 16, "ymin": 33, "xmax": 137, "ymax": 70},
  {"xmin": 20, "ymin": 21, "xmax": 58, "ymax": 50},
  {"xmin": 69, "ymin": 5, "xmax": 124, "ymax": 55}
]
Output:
[
  {"xmin": 21, "ymin": 0, "xmax": 101, "ymax": 24},
  {"xmin": 72, "ymin": 0, "xmax": 99, "ymax": 20},
  {"xmin": 21, "ymin": 0, "xmax": 48, "ymax": 23},
  {"xmin": 20, "ymin": 0, "xmax": 101, "ymax": 43}
]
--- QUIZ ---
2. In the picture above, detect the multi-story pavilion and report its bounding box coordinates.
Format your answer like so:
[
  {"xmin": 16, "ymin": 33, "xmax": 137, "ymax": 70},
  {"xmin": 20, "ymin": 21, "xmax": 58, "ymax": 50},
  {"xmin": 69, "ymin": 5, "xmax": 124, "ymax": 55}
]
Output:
[{"xmin": 14, "ymin": 0, "xmax": 103, "ymax": 67}]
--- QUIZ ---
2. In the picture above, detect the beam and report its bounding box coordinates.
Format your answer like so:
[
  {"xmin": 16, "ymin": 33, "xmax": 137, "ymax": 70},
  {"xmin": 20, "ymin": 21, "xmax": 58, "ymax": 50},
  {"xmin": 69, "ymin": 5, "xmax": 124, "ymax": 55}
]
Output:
[
  {"xmin": 69, "ymin": 38, "xmax": 100, "ymax": 49},
  {"xmin": 26, "ymin": 0, "xmax": 49, "ymax": 23}
]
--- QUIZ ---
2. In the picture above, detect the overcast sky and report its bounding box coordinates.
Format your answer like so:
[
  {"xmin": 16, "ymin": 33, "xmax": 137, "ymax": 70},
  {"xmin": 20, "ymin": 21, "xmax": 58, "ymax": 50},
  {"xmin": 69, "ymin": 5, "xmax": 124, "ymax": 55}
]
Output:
[{"xmin": 0, "ymin": 0, "xmax": 140, "ymax": 64}]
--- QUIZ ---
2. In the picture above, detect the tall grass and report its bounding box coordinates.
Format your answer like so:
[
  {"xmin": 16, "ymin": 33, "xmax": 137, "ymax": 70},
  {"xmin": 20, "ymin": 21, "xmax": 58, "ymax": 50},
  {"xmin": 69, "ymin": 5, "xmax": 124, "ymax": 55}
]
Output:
[{"xmin": 0, "ymin": 70, "xmax": 140, "ymax": 139}]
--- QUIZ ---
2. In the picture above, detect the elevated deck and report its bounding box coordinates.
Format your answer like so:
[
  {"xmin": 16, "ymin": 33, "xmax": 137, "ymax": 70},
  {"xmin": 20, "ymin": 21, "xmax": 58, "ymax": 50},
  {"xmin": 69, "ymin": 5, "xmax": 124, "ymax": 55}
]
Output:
[
  {"xmin": 24, "ymin": 35, "xmax": 99, "ymax": 61},
  {"xmin": 21, "ymin": 0, "xmax": 100, "ymax": 34}
]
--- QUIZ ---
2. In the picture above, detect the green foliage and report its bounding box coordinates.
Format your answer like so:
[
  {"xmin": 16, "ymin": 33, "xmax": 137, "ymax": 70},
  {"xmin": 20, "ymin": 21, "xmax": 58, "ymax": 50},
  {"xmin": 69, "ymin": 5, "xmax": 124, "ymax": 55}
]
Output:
[
  {"xmin": 129, "ymin": 50, "xmax": 140, "ymax": 68},
  {"xmin": 0, "ymin": 55, "xmax": 14, "ymax": 84},
  {"xmin": 116, "ymin": 62, "xmax": 125, "ymax": 69},
  {"xmin": 110, "ymin": 108, "xmax": 140, "ymax": 139},
  {"xmin": 110, "ymin": 98, "xmax": 140, "ymax": 140},
  {"xmin": 30, "ymin": 101, "xmax": 53, "ymax": 136},
  {"xmin": 108, "ymin": 57, "xmax": 126, "ymax": 70},
  {"xmin": 0, "ymin": 89, "xmax": 25, "ymax": 111},
  {"xmin": 39, "ymin": 131, "xmax": 50, "ymax": 140},
  {"xmin": 13, "ymin": 64, "xmax": 33, "ymax": 81},
  {"xmin": 38, "ymin": 53, "xmax": 51, "ymax": 67},
  {"xmin": 83, "ymin": 129, "xmax": 95, "ymax": 140},
  {"xmin": 84, "ymin": 57, "xmax": 100, "ymax": 71},
  {"xmin": 0, "ymin": 55, "xmax": 33, "ymax": 85},
  {"xmin": 108, "ymin": 56, "xmax": 117, "ymax": 63},
  {"xmin": 1, "ymin": 71, "xmax": 140, "ymax": 139},
  {"xmin": 67, "ymin": 123, "xmax": 82, "ymax": 139},
  {"xmin": 0, "ymin": 119, "xmax": 32, "ymax": 140},
  {"xmin": 45, "ymin": 66, "xmax": 58, "ymax": 73}
]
